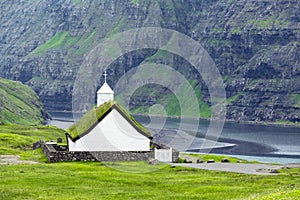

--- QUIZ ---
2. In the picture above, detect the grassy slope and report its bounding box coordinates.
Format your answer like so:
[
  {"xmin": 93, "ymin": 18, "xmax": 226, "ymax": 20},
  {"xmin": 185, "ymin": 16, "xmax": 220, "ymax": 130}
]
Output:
[
  {"xmin": 0, "ymin": 78, "xmax": 47, "ymax": 125},
  {"xmin": 128, "ymin": 49, "xmax": 212, "ymax": 118},
  {"xmin": 0, "ymin": 124, "xmax": 65, "ymax": 161},
  {"xmin": 0, "ymin": 124, "xmax": 300, "ymax": 199},
  {"xmin": 30, "ymin": 31, "xmax": 96, "ymax": 56}
]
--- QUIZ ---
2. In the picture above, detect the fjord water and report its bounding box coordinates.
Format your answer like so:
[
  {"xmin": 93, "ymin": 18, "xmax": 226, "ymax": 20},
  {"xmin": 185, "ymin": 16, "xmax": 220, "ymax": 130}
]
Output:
[
  {"xmin": 49, "ymin": 112, "xmax": 300, "ymax": 164},
  {"xmin": 137, "ymin": 115, "xmax": 300, "ymax": 164}
]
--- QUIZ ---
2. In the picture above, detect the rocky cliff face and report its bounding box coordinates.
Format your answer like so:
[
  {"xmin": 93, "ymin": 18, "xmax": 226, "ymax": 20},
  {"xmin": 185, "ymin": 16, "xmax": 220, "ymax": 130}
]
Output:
[{"xmin": 0, "ymin": 0, "xmax": 299, "ymax": 123}]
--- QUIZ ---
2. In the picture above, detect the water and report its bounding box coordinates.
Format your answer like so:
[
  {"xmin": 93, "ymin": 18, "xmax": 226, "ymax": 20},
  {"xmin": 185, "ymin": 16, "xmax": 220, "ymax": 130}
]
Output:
[
  {"xmin": 48, "ymin": 112, "xmax": 300, "ymax": 164},
  {"xmin": 47, "ymin": 111, "xmax": 76, "ymax": 129}
]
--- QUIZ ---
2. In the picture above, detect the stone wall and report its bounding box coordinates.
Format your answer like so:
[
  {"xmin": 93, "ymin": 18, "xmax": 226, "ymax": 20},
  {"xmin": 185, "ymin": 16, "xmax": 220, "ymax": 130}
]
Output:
[{"xmin": 41, "ymin": 143, "xmax": 155, "ymax": 162}]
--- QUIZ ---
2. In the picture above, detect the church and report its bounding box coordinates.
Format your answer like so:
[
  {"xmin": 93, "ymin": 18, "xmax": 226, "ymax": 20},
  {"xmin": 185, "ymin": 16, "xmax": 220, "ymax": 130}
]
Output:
[
  {"xmin": 39, "ymin": 71, "xmax": 178, "ymax": 163},
  {"xmin": 66, "ymin": 71, "xmax": 152, "ymax": 152}
]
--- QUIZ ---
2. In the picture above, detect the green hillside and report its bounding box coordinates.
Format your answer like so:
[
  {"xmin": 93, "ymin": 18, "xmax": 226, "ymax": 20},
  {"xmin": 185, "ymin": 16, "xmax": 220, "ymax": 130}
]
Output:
[
  {"xmin": 0, "ymin": 124, "xmax": 65, "ymax": 160},
  {"xmin": 0, "ymin": 78, "xmax": 49, "ymax": 125}
]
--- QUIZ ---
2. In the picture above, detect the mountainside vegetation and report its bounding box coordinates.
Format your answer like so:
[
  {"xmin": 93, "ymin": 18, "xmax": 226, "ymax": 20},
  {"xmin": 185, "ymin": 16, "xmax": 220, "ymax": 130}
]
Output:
[
  {"xmin": 0, "ymin": 78, "xmax": 49, "ymax": 125},
  {"xmin": 0, "ymin": 0, "xmax": 299, "ymax": 123}
]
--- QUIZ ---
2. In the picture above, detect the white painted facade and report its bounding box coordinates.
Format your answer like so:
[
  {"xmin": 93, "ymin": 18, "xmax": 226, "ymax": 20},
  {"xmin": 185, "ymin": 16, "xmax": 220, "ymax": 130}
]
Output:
[
  {"xmin": 68, "ymin": 109, "xmax": 151, "ymax": 151},
  {"xmin": 97, "ymin": 82, "xmax": 114, "ymax": 106}
]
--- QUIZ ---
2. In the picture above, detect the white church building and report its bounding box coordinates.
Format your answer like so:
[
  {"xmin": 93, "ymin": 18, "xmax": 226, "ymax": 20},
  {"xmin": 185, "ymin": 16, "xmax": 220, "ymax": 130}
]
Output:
[{"xmin": 66, "ymin": 71, "xmax": 152, "ymax": 152}]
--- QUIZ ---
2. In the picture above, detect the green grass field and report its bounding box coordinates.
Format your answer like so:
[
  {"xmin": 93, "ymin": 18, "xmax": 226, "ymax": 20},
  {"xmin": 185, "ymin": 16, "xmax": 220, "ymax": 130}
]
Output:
[
  {"xmin": 0, "ymin": 162, "xmax": 300, "ymax": 199},
  {"xmin": 0, "ymin": 124, "xmax": 300, "ymax": 199},
  {"xmin": 0, "ymin": 124, "xmax": 65, "ymax": 161}
]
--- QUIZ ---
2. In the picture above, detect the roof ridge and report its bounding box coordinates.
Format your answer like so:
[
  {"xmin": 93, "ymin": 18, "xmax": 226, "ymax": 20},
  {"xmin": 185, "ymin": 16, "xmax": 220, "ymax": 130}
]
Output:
[{"xmin": 66, "ymin": 100, "xmax": 152, "ymax": 141}]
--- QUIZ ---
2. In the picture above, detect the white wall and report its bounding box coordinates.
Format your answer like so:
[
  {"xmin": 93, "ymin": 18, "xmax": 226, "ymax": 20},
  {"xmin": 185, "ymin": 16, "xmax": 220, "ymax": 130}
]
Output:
[
  {"xmin": 155, "ymin": 148, "xmax": 172, "ymax": 162},
  {"xmin": 97, "ymin": 93, "xmax": 114, "ymax": 106},
  {"xmin": 68, "ymin": 109, "xmax": 150, "ymax": 151}
]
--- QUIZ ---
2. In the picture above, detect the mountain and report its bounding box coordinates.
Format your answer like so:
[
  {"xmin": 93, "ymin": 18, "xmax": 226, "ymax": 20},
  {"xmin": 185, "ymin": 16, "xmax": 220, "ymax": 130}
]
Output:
[
  {"xmin": 0, "ymin": 0, "xmax": 299, "ymax": 123},
  {"xmin": 0, "ymin": 78, "xmax": 49, "ymax": 125}
]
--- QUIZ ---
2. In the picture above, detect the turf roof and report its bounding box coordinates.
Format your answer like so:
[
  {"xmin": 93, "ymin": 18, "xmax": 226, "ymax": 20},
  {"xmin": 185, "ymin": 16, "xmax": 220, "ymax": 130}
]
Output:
[{"xmin": 66, "ymin": 100, "xmax": 151, "ymax": 139}]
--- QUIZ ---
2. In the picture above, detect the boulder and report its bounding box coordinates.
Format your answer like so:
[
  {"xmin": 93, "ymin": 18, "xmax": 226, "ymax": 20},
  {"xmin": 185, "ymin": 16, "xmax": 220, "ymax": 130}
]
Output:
[
  {"xmin": 221, "ymin": 158, "xmax": 230, "ymax": 163},
  {"xmin": 184, "ymin": 159, "xmax": 193, "ymax": 163},
  {"xmin": 148, "ymin": 158, "xmax": 160, "ymax": 165},
  {"xmin": 57, "ymin": 138, "xmax": 63, "ymax": 143},
  {"xmin": 32, "ymin": 140, "xmax": 45, "ymax": 150}
]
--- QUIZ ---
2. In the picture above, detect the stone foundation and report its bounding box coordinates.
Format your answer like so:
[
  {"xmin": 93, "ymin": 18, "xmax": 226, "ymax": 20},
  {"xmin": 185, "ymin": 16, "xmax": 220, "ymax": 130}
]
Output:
[
  {"xmin": 37, "ymin": 142, "xmax": 179, "ymax": 163},
  {"xmin": 41, "ymin": 143, "xmax": 155, "ymax": 162}
]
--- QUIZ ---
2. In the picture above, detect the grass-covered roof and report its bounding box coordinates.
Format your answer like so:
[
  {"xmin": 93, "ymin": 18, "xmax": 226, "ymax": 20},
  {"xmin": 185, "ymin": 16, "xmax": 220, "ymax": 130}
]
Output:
[{"xmin": 66, "ymin": 100, "xmax": 151, "ymax": 140}]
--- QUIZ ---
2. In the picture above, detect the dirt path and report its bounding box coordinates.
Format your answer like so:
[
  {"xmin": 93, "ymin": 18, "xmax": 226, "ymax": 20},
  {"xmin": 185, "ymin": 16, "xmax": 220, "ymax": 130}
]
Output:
[
  {"xmin": 173, "ymin": 163, "xmax": 284, "ymax": 175},
  {"xmin": 0, "ymin": 155, "xmax": 39, "ymax": 165}
]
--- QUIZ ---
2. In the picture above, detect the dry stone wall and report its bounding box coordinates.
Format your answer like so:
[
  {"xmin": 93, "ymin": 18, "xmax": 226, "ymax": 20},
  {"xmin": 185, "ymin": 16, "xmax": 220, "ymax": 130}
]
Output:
[{"xmin": 41, "ymin": 143, "xmax": 156, "ymax": 162}]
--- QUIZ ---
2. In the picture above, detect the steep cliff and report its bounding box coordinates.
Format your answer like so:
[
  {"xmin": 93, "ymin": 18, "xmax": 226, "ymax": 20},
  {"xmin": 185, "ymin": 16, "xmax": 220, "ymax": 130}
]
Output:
[
  {"xmin": 0, "ymin": 0, "xmax": 299, "ymax": 123},
  {"xmin": 0, "ymin": 78, "xmax": 49, "ymax": 125}
]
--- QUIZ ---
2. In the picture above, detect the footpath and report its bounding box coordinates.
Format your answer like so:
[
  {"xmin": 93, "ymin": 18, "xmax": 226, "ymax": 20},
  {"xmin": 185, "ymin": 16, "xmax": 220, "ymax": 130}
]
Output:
[{"xmin": 173, "ymin": 163, "xmax": 300, "ymax": 175}]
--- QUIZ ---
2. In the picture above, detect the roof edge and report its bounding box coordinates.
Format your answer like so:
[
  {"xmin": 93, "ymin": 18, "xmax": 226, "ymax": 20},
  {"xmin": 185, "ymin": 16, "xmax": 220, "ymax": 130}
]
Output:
[
  {"xmin": 112, "ymin": 104, "xmax": 153, "ymax": 140},
  {"xmin": 67, "ymin": 104, "xmax": 152, "ymax": 142}
]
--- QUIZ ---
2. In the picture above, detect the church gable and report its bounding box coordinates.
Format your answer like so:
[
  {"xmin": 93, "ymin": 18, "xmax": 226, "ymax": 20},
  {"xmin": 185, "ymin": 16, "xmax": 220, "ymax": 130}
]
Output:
[
  {"xmin": 66, "ymin": 101, "xmax": 151, "ymax": 141},
  {"xmin": 69, "ymin": 109, "xmax": 149, "ymax": 151},
  {"xmin": 66, "ymin": 71, "xmax": 152, "ymax": 152}
]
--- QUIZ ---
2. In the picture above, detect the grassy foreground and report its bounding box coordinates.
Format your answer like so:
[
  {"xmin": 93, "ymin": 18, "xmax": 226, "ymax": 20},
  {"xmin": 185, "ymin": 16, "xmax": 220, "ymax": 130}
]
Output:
[
  {"xmin": 0, "ymin": 162, "xmax": 300, "ymax": 199},
  {"xmin": 0, "ymin": 124, "xmax": 300, "ymax": 199},
  {"xmin": 0, "ymin": 124, "xmax": 65, "ymax": 161}
]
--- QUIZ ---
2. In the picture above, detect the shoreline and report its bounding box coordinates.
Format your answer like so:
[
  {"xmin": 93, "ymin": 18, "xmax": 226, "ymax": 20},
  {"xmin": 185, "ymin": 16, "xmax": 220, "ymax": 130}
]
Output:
[
  {"xmin": 47, "ymin": 110, "xmax": 300, "ymax": 128},
  {"xmin": 133, "ymin": 113, "xmax": 300, "ymax": 129}
]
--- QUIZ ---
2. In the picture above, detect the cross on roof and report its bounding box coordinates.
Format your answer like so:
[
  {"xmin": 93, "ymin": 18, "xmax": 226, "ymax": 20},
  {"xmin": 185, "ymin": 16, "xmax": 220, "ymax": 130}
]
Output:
[{"xmin": 103, "ymin": 71, "xmax": 108, "ymax": 83}]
